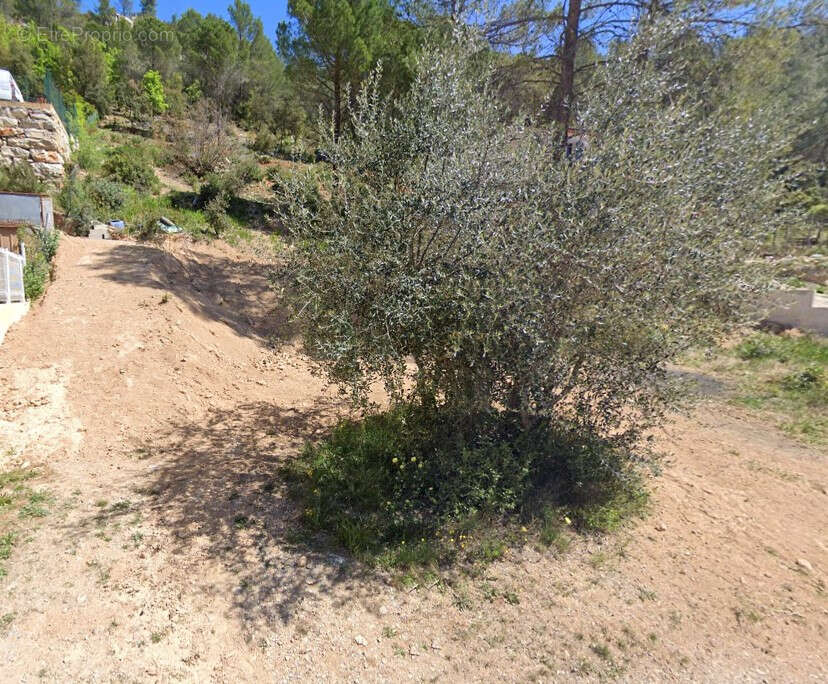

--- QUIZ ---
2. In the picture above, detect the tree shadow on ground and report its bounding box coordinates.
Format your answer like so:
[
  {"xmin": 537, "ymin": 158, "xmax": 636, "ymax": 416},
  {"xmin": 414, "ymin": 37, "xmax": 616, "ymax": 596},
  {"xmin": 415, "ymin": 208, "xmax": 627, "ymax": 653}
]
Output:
[
  {"xmin": 86, "ymin": 241, "xmax": 295, "ymax": 344},
  {"xmin": 75, "ymin": 398, "xmax": 372, "ymax": 626}
]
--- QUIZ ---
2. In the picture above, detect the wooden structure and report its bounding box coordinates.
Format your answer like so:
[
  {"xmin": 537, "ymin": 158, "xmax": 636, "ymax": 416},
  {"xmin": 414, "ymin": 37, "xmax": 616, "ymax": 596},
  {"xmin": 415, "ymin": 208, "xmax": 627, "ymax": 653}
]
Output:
[{"xmin": 0, "ymin": 222, "xmax": 19, "ymax": 252}]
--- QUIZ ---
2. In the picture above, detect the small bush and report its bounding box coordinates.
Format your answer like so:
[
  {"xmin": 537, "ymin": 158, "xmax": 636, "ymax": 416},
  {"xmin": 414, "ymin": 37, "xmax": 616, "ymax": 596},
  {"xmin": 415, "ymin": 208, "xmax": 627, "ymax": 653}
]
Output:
[
  {"xmin": 0, "ymin": 164, "xmax": 47, "ymax": 193},
  {"xmin": 22, "ymin": 254, "xmax": 49, "ymax": 300},
  {"xmin": 288, "ymin": 403, "xmax": 646, "ymax": 563},
  {"xmin": 195, "ymin": 157, "xmax": 261, "ymax": 234},
  {"xmin": 172, "ymin": 101, "xmax": 239, "ymax": 177},
  {"xmin": 57, "ymin": 171, "xmax": 96, "ymax": 233},
  {"xmin": 32, "ymin": 225, "xmax": 59, "ymax": 263},
  {"xmin": 251, "ymin": 128, "xmax": 280, "ymax": 155},
  {"xmin": 16, "ymin": 223, "xmax": 59, "ymax": 300},
  {"xmin": 57, "ymin": 173, "xmax": 128, "ymax": 234},
  {"xmin": 780, "ymin": 365, "xmax": 823, "ymax": 391},
  {"xmin": 73, "ymin": 129, "xmax": 104, "ymax": 171},
  {"xmin": 102, "ymin": 145, "xmax": 158, "ymax": 192},
  {"xmin": 735, "ymin": 337, "xmax": 775, "ymax": 360},
  {"xmin": 85, "ymin": 178, "xmax": 126, "ymax": 214},
  {"xmin": 128, "ymin": 214, "xmax": 163, "ymax": 241}
]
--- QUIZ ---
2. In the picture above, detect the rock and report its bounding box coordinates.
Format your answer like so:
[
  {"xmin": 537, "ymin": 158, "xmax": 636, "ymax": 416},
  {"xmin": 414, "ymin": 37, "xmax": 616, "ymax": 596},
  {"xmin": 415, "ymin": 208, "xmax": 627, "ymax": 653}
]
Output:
[
  {"xmin": 31, "ymin": 162, "xmax": 64, "ymax": 178},
  {"xmin": 24, "ymin": 127, "xmax": 53, "ymax": 141},
  {"xmin": 796, "ymin": 558, "xmax": 813, "ymax": 573},
  {"xmin": 655, "ymin": 522, "xmax": 667, "ymax": 532},
  {"xmin": 31, "ymin": 150, "xmax": 61, "ymax": 164},
  {"xmin": 297, "ymin": 555, "xmax": 307, "ymax": 567},
  {"xmin": 354, "ymin": 635, "xmax": 367, "ymax": 646},
  {"xmin": 327, "ymin": 553, "xmax": 347, "ymax": 567},
  {"xmin": 430, "ymin": 640, "xmax": 441, "ymax": 650}
]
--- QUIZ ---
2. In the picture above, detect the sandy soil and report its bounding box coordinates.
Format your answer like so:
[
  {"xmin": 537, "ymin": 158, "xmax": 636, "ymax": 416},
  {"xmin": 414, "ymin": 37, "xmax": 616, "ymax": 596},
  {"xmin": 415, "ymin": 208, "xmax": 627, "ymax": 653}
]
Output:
[{"xmin": 0, "ymin": 235, "xmax": 826, "ymax": 682}]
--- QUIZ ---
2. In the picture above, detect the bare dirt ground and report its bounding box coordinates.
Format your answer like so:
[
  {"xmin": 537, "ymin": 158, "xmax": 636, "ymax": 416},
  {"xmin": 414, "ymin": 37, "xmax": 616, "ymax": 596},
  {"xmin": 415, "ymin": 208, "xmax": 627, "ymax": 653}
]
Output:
[{"xmin": 0, "ymin": 236, "xmax": 826, "ymax": 682}]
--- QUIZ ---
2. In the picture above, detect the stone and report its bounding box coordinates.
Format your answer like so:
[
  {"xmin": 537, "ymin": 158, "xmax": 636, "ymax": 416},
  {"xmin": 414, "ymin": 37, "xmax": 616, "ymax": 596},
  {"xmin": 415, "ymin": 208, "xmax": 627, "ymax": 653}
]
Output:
[
  {"xmin": 354, "ymin": 635, "xmax": 367, "ymax": 646},
  {"xmin": 31, "ymin": 162, "xmax": 64, "ymax": 178},
  {"xmin": 3, "ymin": 139, "xmax": 30, "ymax": 149},
  {"xmin": 28, "ymin": 119, "xmax": 57, "ymax": 132},
  {"xmin": 5, "ymin": 147, "xmax": 29, "ymax": 159},
  {"xmin": 24, "ymin": 128, "xmax": 53, "ymax": 141},
  {"xmin": 25, "ymin": 138, "xmax": 60, "ymax": 152},
  {"xmin": 32, "ymin": 150, "xmax": 61, "ymax": 164},
  {"xmin": 0, "ymin": 127, "xmax": 19, "ymax": 137},
  {"xmin": 655, "ymin": 522, "xmax": 667, "ymax": 532},
  {"xmin": 796, "ymin": 558, "xmax": 813, "ymax": 573}
]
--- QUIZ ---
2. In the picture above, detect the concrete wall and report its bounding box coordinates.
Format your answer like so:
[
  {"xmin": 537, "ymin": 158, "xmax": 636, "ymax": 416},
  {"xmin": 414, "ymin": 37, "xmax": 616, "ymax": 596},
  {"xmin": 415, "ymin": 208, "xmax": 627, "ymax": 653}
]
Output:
[
  {"xmin": 764, "ymin": 289, "xmax": 828, "ymax": 337},
  {"xmin": 0, "ymin": 101, "xmax": 70, "ymax": 184},
  {"xmin": 0, "ymin": 301, "xmax": 29, "ymax": 345}
]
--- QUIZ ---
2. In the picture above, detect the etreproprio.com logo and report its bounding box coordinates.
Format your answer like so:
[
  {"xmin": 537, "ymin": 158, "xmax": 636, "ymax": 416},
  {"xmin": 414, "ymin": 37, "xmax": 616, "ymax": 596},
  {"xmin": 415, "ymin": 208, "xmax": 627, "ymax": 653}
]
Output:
[{"xmin": 31, "ymin": 24, "xmax": 174, "ymax": 43}]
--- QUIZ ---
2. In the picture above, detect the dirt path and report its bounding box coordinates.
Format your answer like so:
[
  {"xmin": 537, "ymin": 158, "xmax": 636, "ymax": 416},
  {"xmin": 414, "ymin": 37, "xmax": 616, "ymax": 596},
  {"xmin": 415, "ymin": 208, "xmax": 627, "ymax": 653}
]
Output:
[{"xmin": 0, "ymin": 236, "xmax": 826, "ymax": 682}]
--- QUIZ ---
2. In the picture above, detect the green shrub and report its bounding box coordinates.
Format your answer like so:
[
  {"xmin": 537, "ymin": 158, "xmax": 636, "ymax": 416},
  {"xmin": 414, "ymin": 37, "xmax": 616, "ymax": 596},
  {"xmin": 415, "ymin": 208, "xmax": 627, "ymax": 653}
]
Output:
[
  {"xmin": 57, "ymin": 173, "xmax": 128, "ymax": 234},
  {"xmin": 142, "ymin": 70, "xmax": 168, "ymax": 115},
  {"xmin": 289, "ymin": 403, "xmax": 646, "ymax": 561},
  {"xmin": 0, "ymin": 164, "xmax": 47, "ymax": 193},
  {"xmin": 85, "ymin": 178, "xmax": 126, "ymax": 214},
  {"xmin": 780, "ymin": 365, "xmax": 823, "ymax": 392},
  {"xmin": 75, "ymin": 142, "xmax": 103, "ymax": 172},
  {"xmin": 57, "ymin": 172, "xmax": 95, "ymax": 233},
  {"xmin": 251, "ymin": 128, "xmax": 279, "ymax": 155},
  {"xmin": 735, "ymin": 337, "xmax": 775, "ymax": 360},
  {"xmin": 102, "ymin": 145, "xmax": 158, "ymax": 192},
  {"xmin": 32, "ymin": 226, "xmax": 59, "ymax": 264},
  {"xmin": 128, "ymin": 214, "xmax": 163, "ymax": 241},
  {"xmin": 71, "ymin": 113, "xmax": 104, "ymax": 171},
  {"xmin": 16, "ymin": 222, "xmax": 59, "ymax": 301},
  {"xmin": 22, "ymin": 253, "xmax": 49, "ymax": 300},
  {"xmin": 195, "ymin": 158, "xmax": 261, "ymax": 234}
]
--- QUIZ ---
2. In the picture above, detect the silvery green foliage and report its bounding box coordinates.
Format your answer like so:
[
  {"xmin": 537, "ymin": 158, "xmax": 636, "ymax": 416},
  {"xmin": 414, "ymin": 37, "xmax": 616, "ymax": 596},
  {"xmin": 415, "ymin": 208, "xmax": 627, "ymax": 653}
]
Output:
[{"xmin": 278, "ymin": 22, "xmax": 796, "ymax": 448}]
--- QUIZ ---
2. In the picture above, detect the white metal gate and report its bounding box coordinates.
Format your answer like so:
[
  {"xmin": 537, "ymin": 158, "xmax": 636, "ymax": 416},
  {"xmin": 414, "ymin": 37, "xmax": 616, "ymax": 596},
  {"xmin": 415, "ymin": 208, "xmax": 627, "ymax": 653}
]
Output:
[{"xmin": 0, "ymin": 247, "xmax": 25, "ymax": 303}]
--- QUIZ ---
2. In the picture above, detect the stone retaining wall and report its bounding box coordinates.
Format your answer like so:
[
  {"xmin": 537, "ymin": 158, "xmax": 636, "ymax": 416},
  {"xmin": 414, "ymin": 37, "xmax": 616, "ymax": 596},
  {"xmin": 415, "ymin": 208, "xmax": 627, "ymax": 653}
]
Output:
[{"xmin": 0, "ymin": 100, "xmax": 71, "ymax": 184}]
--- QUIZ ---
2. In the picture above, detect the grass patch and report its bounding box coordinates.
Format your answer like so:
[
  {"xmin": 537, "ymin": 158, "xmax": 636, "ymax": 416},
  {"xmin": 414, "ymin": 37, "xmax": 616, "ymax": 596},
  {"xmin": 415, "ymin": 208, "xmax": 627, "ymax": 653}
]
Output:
[
  {"xmin": 0, "ymin": 612, "xmax": 15, "ymax": 632},
  {"xmin": 689, "ymin": 332, "xmax": 828, "ymax": 444},
  {"xmin": 0, "ymin": 532, "xmax": 15, "ymax": 562},
  {"xmin": 590, "ymin": 642, "xmax": 612, "ymax": 661},
  {"xmin": 0, "ymin": 468, "xmax": 37, "ymax": 490},
  {"xmin": 18, "ymin": 490, "xmax": 53, "ymax": 518},
  {"xmin": 283, "ymin": 403, "xmax": 649, "ymax": 569}
]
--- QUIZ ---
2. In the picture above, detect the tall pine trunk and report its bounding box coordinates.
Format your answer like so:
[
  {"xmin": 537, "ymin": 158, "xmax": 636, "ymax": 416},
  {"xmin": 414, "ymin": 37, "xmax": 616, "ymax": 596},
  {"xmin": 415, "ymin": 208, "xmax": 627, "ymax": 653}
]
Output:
[
  {"xmin": 333, "ymin": 59, "xmax": 342, "ymax": 142},
  {"xmin": 549, "ymin": 0, "xmax": 582, "ymax": 133}
]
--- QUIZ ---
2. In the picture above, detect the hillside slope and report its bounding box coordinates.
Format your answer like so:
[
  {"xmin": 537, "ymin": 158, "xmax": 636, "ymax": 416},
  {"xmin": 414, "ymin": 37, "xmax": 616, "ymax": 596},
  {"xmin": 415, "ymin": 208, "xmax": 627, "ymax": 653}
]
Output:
[{"xmin": 0, "ymin": 236, "xmax": 826, "ymax": 682}]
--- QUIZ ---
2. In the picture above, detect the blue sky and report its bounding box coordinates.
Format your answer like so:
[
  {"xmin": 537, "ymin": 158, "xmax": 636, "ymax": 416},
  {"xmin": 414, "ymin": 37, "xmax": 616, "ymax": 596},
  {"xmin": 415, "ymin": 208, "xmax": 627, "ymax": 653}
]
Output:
[{"xmin": 80, "ymin": 1, "xmax": 291, "ymax": 44}]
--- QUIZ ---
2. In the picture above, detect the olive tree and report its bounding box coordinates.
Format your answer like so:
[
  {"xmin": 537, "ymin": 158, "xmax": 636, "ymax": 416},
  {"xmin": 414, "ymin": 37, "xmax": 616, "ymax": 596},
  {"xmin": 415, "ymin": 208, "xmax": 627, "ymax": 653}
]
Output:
[{"xmin": 278, "ymin": 22, "xmax": 797, "ymax": 453}]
